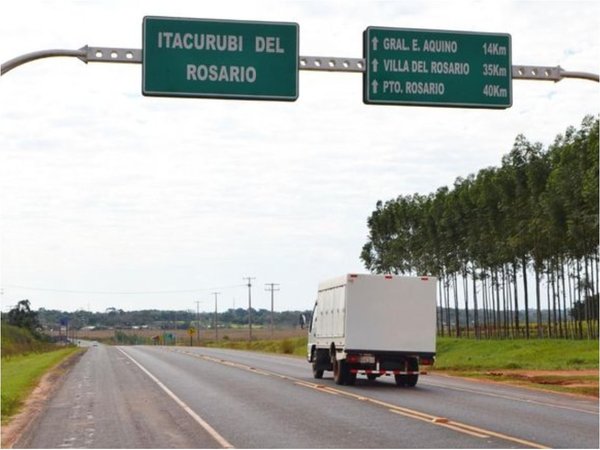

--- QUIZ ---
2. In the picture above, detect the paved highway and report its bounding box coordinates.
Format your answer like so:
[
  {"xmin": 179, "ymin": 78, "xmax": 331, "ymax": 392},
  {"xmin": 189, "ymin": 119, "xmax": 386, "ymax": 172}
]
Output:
[{"xmin": 15, "ymin": 344, "xmax": 599, "ymax": 448}]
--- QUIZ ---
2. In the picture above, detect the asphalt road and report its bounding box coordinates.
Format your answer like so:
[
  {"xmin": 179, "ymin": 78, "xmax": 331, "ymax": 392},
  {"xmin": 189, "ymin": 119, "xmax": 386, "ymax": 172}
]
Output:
[{"xmin": 15, "ymin": 344, "xmax": 599, "ymax": 448}]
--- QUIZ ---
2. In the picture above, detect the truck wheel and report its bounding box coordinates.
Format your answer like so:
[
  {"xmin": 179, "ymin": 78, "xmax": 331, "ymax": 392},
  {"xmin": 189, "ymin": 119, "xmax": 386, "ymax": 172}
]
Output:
[
  {"xmin": 333, "ymin": 359, "xmax": 346, "ymax": 385},
  {"xmin": 394, "ymin": 374, "xmax": 419, "ymax": 387},
  {"xmin": 396, "ymin": 358, "xmax": 419, "ymax": 387},
  {"xmin": 394, "ymin": 374, "xmax": 406, "ymax": 386},
  {"xmin": 346, "ymin": 371, "xmax": 357, "ymax": 386},
  {"xmin": 404, "ymin": 374, "xmax": 418, "ymax": 387},
  {"xmin": 367, "ymin": 374, "xmax": 379, "ymax": 381},
  {"xmin": 312, "ymin": 362, "xmax": 324, "ymax": 379}
]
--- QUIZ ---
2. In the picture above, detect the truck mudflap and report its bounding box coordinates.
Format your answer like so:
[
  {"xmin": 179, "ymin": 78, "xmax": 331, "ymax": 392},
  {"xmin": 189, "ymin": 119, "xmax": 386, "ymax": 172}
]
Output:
[{"xmin": 349, "ymin": 369, "xmax": 422, "ymax": 376}]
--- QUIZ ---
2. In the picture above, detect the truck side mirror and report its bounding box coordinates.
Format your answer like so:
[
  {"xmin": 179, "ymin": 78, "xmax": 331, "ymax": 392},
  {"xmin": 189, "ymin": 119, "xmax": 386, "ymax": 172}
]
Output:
[{"xmin": 299, "ymin": 314, "xmax": 306, "ymax": 329}]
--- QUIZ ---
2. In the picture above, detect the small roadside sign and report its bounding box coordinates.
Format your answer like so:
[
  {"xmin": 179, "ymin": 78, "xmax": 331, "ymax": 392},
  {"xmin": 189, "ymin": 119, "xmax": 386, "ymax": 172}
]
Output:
[
  {"xmin": 188, "ymin": 327, "xmax": 196, "ymax": 336},
  {"xmin": 143, "ymin": 16, "xmax": 299, "ymax": 100},
  {"xmin": 363, "ymin": 27, "xmax": 512, "ymax": 108}
]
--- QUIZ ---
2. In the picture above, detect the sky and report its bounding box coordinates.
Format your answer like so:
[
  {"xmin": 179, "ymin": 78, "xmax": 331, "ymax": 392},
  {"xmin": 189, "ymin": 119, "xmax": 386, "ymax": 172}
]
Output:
[{"xmin": 1, "ymin": 0, "xmax": 598, "ymax": 314}]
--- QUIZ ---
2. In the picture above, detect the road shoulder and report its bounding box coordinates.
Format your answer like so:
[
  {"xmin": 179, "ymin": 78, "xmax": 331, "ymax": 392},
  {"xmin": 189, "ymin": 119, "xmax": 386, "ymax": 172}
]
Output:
[
  {"xmin": 1, "ymin": 349, "xmax": 86, "ymax": 448},
  {"xmin": 431, "ymin": 368, "xmax": 599, "ymax": 398}
]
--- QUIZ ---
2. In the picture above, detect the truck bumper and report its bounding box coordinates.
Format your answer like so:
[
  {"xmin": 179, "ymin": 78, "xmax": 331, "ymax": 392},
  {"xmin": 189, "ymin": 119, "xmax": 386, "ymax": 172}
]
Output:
[{"xmin": 349, "ymin": 369, "xmax": 421, "ymax": 376}]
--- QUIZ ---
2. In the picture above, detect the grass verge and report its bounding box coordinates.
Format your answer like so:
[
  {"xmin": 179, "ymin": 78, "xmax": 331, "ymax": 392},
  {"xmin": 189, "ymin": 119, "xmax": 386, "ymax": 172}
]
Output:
[
  {"xmin": 1, "ymin": 324, "xmax": 56, "ymax": 357},
  {"xmin": 433, "ymin": 337, "xmax": 598, "ymax": 397},
  {"xmin": 434, "ymin": 337, "xmax": 598, "ymax": 370},
  {"xmin": 444, "ymin": 370, "xmax": 599, "ymax": 397},
  {"xmin": 1, "ymin": 347, "xmax": 82, "ymax": 422},
  {"xmin": 204, "ymin": 336, "xmax": 307, "ymax": 357}
]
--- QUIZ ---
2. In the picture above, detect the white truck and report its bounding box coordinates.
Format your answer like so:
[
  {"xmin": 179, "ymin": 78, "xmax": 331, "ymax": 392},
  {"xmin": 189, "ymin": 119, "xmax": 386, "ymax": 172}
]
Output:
[{"xmin": 307, "ymin": 273, "xmax": 436, "ymax": 387}]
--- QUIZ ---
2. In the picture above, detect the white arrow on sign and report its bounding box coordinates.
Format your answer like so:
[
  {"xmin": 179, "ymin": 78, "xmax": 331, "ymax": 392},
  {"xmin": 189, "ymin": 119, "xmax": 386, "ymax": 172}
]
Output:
[
  {"xmin": 371, "ymin": 80, "xmax": 378, "ymax": 94},
  {"xmin": 371, "ymin": 58, "xmax": 379, "ymax": 73},
  {"xmin": 371, "ymin": 36, "xmax": 379, "ymax": 51}
]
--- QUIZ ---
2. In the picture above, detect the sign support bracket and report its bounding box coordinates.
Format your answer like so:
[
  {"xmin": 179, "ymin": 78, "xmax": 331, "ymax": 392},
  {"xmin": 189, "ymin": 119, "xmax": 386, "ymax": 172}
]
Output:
[{"xmin": 2, "ymin": 45, "xmax": 598, "ymax": 83}]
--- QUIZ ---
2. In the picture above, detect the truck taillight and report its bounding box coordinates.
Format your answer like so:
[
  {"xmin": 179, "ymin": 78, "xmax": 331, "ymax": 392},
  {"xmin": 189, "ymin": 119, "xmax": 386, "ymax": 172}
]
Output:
[
  {"xmin": 347, "ymin": 354, "xmax": 359, "ymax": 364},
  {"xmin": 346, "ymin": 354, "xmax": 376, "ymax": 364},
  {"xmin": 384, "ymin": 275, "xmax": 393, "ymax": 279},
  {"xmin": 420, "ymin": 357, "xmax": 433, "ymax": 366}
]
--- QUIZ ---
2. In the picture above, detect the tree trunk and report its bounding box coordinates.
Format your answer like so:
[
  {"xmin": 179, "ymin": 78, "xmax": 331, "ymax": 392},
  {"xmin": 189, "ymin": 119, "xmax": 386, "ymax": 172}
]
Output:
[
  {"xmin": 452, "ymin": 273, "xmax": 460, "ymax": 337},
  {"xmin": 438, "ymin": 277, "xmax": 444, "ymax": 337},
  {"xmin": 463, "ymin": 268, "xmax": 470, "ymax": 338},
  {"xmin": 555, "ymin": 259, "xmax": 563, "ymax": 338},
  {"xmin": 576, "ymin": 258, "xmax": 583, "ymax": 339},
  {"xmin": 535, "ymin": 264, "xmax": 543, "ymax": 338},
  {"xmin": 522, "ymin": 256, "xmax": 530, "ymax": 339},
  {"xmin": 472, "ymin": 268, "xmax": 480, "ymax": 339},
  {"xmin": 445, "ymin": 275, "xmax": 452, "ymax": 337},
  {"xmin": 585, "ymin": 256, "xmax": 592, "ymax": 339},
  {"xmin": 482, "ymin": 275, "xmax": 489, "ymax": 339},
  {"xmin": 513, "ymin": 260, "xmax": 520, "ymax": 336},
  {"xmin": 547, "ymin": 267, "xmax": 553, "ymax": 338}
]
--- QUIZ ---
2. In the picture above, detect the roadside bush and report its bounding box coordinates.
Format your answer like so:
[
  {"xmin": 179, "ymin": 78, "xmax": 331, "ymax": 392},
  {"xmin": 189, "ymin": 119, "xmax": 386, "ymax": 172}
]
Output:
[
  {"xmin": 280, "ymin": 339, "xmax": 295, "ymax": 354},
  {"xmin": 1, "ymin": 324, "xmax": 55, "ymax": 357}
]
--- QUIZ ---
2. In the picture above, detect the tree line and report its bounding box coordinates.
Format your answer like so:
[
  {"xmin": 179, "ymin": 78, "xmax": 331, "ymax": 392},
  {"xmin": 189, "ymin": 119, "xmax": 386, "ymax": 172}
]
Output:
[
  {"xmin": 31, "ymin": 307, "xmax": 311, "ymax": 330},
  {"xmin": 361, "ymin": 116, "xmax": 599, "ymax": 339}
]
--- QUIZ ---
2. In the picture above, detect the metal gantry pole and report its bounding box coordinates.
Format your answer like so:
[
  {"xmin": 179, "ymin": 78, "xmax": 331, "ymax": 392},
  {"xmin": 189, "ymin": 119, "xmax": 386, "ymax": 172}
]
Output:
[
  {"xmin": 1, "ymin": 48, "xmax": 86, "ymax": 75},
  {"xmin": 2, "ymin": 46, "xmax": 598, "ymax": 82},
  {"xmin": 1, "ymin": 46, "xmax": 141, "ymax": 75}
]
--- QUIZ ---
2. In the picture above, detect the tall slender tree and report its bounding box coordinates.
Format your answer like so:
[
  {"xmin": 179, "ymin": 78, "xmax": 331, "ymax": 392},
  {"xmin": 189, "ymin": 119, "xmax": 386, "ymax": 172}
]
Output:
[{"xmin": 361, "ymin": 116, "xmax": 599, "ymax": 340}]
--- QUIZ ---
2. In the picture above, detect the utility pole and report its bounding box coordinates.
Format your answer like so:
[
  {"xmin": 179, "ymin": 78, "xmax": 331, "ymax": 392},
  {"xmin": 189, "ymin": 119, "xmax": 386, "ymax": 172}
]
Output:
[
  {"xmin": 243, "ymin": 277, "xmax": 255, "ymax": 341},
  {"xmin": 212, "ymin": 292, "xmax": 220, "ymax": 342},
  {"xmin": 265, "ymin": 283, "xmax": 280, "ymax": 338},
  {"xmin": 195, "ymin": 301, "xmax": 201, "ymax": 344}
]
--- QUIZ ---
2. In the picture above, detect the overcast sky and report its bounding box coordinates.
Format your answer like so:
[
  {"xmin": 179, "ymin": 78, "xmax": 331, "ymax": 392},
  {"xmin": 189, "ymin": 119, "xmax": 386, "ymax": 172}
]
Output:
[{"xmin": 1, "ymin": 0, "xmax": 598, "ymax": 314}]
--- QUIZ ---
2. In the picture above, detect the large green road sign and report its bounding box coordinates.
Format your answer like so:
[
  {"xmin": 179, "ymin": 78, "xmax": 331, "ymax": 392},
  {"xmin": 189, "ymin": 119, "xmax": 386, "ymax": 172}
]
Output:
[
  {"xmin": 143, "ymin": 17, "xmax": 299, "ymax": 100},
  {"xmin": 364, "ymin": 27, "xmax": 512, "ymax": 108}
]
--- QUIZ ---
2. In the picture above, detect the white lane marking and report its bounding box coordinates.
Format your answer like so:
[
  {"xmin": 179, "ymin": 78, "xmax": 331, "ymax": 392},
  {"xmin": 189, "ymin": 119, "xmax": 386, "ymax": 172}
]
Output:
[
  {"xmin": 423, "ymin": 378, "xmax": 599, "ymax": 415},
  {"xmin": 116, "ymin": 347, "xmax": 234, "ymax": 449}
]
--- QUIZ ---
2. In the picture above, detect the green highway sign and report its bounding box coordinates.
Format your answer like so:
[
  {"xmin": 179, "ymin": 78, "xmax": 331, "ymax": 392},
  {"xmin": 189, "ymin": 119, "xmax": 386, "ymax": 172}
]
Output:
[
  {"xmin": 363, "ymin": 27, "xmax": 512, "ymax": 108},
  {"xmin": 143, "ymin": 17, "xmax": 299, "ymax": 100}
]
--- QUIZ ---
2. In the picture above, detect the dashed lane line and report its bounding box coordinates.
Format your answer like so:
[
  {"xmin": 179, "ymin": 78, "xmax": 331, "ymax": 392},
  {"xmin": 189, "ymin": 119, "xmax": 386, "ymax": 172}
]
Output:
[{"xmin": 166, "ymin": 348, "xmax": 549, "ymax": 449}]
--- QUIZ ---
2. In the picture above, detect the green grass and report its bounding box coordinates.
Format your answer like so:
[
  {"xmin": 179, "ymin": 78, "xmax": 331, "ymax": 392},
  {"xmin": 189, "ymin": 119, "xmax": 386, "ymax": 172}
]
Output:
[
  {"xmin": 1, "ymin": 324, "xmax": 56, "ymax": 357},
  {"xmin": 433, "ymin": 338, "xmax": 599, "ymax": 396},
  {"xmin": 434, "ymin": 337, "xmax": 599, "ymax": 371},
  {"xmin": 1, "ymin": 347, "xmax": 81, "ymax": 421},
  {"xmin": 1, "ymin": 324, "xmax": 85, "ymax": 422},
  {"xmin": 204, "ymin": 336, "xmax": 308, "ymax": 357}
]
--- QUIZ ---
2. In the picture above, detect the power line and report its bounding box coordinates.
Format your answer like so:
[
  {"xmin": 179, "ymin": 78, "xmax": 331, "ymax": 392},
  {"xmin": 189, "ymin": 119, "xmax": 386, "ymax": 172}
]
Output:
[
  {"xmin": 1, "ymin": 284, "xmax": 246, "ymax": 295},
  {"xmin": 265, "ymin": 283, "xmax": 280, "ymax": 338},
  {"xmin": 243, "ymin": 277, "xmax": 255, "ymax": 341},
  {"xmin": 212, "ymin": 292, "xmax": 220, "ymax": 342},
  {"xmin": 195, "ymin": 300, "xmax": 202, "ymax": 343}
]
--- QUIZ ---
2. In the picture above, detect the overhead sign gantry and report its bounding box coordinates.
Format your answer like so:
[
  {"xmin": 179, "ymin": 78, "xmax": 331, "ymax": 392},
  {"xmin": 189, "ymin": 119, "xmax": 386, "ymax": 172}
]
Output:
[{"xmin": 1, "ymin": 17, "xmax": 597, "ymax": 103}]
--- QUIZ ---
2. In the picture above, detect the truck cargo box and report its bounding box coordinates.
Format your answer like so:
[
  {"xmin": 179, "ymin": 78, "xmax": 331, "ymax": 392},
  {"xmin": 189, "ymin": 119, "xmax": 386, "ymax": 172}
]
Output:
[{"xmin": 308, "ymin": 273, "xmax": 437, "ymax": 386}]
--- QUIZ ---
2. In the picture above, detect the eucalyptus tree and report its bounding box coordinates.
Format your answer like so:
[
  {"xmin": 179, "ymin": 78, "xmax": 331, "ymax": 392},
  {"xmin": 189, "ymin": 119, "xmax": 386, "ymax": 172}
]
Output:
[{"xmin": 361, "ymin": 116, "xmax": 598, "ymax": 340}]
